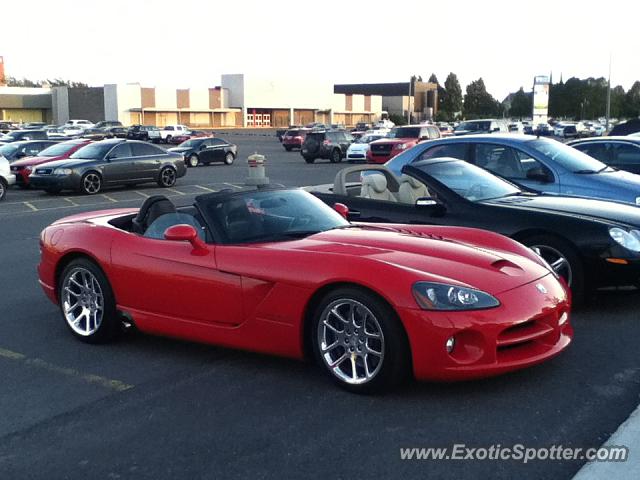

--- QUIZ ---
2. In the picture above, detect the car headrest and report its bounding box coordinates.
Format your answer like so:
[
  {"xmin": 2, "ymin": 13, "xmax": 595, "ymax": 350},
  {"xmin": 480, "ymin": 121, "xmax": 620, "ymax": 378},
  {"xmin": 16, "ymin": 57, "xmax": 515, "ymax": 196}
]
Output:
[
  {"xmin": 364, "ymin": 174, "xmax": 388, "ymax": 193},
  {"xmin": 132, "ymin": 195, "xmax": 176, "ymax": 234},
  {"xmin": 400, "ymin": 174, "xmax": 422, "ymax": 188}
]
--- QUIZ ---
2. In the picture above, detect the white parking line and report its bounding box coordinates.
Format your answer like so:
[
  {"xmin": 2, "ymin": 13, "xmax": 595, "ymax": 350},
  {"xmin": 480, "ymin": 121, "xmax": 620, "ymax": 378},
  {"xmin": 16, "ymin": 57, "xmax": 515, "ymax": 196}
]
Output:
[
  {"xmin": 166, "ymin": 187, "xmax": 185, "ymax": 195},
  {"xmin": 194, "ymin": 185, "xmax": 216, "ymax": 192},
  {"xmin": 64, "ymin": 198, "xmax": 79, "ymax": 207},
  {"xmin": 135, "ymin": 191, "xmax": 150, "ymax": 198},
  {"xmin": 102, "ymin": 194, "xmax": 118, "ymax": 203},
  {"xmin": 24, "ymin": 202, "xmax": 38, "ymax": 212}
]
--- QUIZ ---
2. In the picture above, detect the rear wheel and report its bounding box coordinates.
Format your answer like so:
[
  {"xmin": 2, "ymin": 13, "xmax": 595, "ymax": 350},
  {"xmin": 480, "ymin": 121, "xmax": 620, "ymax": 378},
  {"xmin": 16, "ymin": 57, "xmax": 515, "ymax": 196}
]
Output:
[
  {"xmin": 330, "ymin": 149, "xmax": 342, "ymax": 163},
  {"xmin": 523, "ymin": 234, "xmax": 585, "ymax": 305},
  {"xmin": 312, "ymin": 287, "xmax": 410, "ymax": 393},
  {"xmin": 81, "ymin": 172, "xmax": 102, "ymax": 195},
  {"xmin": 158, "ymin": 166, "xmax": 177, "ymax": 187},
  {"xmin": 188, "ymin": 154, "xmax": 199, "ymax": 168},
  {"xmin": 165, "ymin": 135, "xmax": 172, "ymax": 144},
  {"xmin": 58, "ymin": 258, "xmax": 119, "ymax": 343}
]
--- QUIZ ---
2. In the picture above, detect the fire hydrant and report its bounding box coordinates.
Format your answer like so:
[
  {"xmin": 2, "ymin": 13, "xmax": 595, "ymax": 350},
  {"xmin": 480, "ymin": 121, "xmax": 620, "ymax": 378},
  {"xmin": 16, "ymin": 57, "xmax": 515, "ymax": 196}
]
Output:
[{"xmin": 245, "ymin": 153, "xmax": 270, "ymax": 187}]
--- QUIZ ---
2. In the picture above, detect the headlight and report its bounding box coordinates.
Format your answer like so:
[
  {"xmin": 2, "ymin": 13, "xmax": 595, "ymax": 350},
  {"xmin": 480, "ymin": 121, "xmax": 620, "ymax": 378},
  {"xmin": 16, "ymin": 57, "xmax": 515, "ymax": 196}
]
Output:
[
  {"xmin": 609, "ymin": 227, "xmax": 640, "ymax": 252},
  {"xmin": 395, "ymin": 143, "xmax": 408, "ymax": 150},
  {"xmin": 412, "ymin": 281, "xmax": 500, "ymax": 311},
  {"xmin": 53, "ymin": 168, "xmax": 73, "ymax": 175}
]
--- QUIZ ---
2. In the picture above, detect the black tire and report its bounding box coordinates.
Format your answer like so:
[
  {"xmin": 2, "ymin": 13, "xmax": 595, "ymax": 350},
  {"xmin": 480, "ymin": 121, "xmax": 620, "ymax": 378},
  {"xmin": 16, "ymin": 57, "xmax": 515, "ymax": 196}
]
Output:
[
  {"xmin": 187, "ymin": 154, "xmax": 199, "ymax": 168},
  {"xmin": 311, "ymin": 286, "xmax": 410, "ymax": 393},
  {"xmin": 158, "ymin": 166, "xmax": 177, "ymax": 187},
  {"xmin": 165, "ymin": 135, "xmax": 172, "ymax": 144},
  {"xmin": 330, "ymin": 149, "xmax": 342, "ymax": 163},
  {"xmin": 284, "ymin": 146, "xmax": 292, "ymax": 152},
  {"xmin": 224, "ymin": 152, "xmax": 234, "ymax": 165},
  {"xmin": 80, "ymin": 171, "xmax": 102, "ymax": 195},
  {"xmin": 522, "ymin": 234, "xmax": 585, "ymax": 306},
  {"xmin": 304, "ymin": 156, "xmax": 316, "ymax": 164},
  {"xmin": 0, "ymin": 178, "xmax": 7, "ymax": 201},
  {"xmin": 58, "ymin": 258, "xmax": 120, "ymax": 344}
]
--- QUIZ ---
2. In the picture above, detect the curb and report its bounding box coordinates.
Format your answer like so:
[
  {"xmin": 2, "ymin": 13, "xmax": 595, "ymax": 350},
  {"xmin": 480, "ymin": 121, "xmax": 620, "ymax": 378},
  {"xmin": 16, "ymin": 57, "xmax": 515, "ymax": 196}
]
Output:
[{"xmin": 572, "ymin": 402, "xmax": 640, "ymax": 479}]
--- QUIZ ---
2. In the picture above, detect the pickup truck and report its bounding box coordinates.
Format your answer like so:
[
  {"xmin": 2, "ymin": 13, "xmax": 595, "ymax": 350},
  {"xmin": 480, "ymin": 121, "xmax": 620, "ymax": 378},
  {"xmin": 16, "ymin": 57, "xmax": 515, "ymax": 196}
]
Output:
[
  {"xmin": 366, "ymin": 124, "xmax": 441, "ymax": 164},
  {"xmin": 160, "ymin": 125, "xmax": 189, "ymax": 143}
]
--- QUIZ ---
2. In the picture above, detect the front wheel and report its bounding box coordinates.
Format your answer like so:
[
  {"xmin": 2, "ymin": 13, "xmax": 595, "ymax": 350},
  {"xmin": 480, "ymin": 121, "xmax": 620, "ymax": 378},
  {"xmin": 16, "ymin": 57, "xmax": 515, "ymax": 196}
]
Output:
[
  {"xmin": 224, "ymin": 152, "xmax": 234, "ymax": 165},
  {"xmin": 58, "ymin": 258, "xmax": 119, "ymax": 343},
  {"xmin": 188, "ymin": 154, "xmax": 199, "ymax": 168},
  {"xmin": 312, "ymin": 287, "xmax": 410, "ymax": 393},
  {"xmin": 330, "ymin": 149, "xmax": 342, "ymax": 163},
  {"xmin": 81, "ymin": 172, "xmax": 102, "ymax": 195},
  {"xmin": 165, "ymin": 135, "xmax": 172, "ymax": 144},
  {"xmin": 523, "ymin": 234, "xmax": 585, "ymax": 305},
  {"xmin": 158, "ymin": 167, "xmax": 177, "ymax": 187},
  {"xmin": 0, "ymin": 178, "xmax": 6, "ymax": 201}
]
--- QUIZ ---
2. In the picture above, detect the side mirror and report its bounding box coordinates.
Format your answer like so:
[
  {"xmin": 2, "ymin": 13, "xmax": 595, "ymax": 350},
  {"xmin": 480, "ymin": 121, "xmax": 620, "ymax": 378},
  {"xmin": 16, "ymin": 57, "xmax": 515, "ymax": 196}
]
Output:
[
  {"xmin": 415, "ymin": 197, "xmax": 446, "ymax": 215},
  {"xmin": 526, "ymin": 167, "xmax": 552, "ymax": 183},
  {"xmin": 164, "ymin": 224, "xmax": 208, "ymax": 253},
  {"xmin": 333, "ymin": 203, "xmax": 349, "ymax": 219}
]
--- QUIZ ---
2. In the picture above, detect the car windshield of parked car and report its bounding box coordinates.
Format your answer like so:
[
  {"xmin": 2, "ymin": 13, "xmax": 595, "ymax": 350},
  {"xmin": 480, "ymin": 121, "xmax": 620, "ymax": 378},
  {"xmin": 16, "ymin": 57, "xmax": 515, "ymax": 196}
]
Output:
[
  {"xmin": 387, "ymin": 127, "xmax": 420, "ymax": 139},
  {"xmin": 416, "ymin": 160, "xmax": 521, "ymax": 201},
  {"xmin": 198, "ymin": 189, "xmax": 349, "ymax": 244},
  {"xmin": 528, "ymin": 138, "xmax": 611, "ymax": 173},
  {"xmin": 455, "ymin": 121, "xmax": 491, "ymax": 132},
  {"xmin": 69, "ymin": 142, "xmax": 114, "ymax": 160},
  {"xmin": 0, "ymin": 144, "xmax": 18, "ymax": 157},
  {"xmin": 38, "ymin": 142, "xmax": 78, "ymax": 157}
]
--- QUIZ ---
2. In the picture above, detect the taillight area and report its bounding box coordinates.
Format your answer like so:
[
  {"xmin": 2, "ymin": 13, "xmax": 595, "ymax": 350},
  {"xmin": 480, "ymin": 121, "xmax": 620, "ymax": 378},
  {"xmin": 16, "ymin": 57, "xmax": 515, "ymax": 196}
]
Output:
[{"xmin": 323, "ymin": 140, "xmax": 330, "ymax": 145}]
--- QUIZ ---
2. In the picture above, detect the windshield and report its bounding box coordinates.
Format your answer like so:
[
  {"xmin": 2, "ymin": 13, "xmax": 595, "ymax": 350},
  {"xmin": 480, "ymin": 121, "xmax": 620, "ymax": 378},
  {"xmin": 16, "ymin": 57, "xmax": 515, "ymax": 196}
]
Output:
[
  {"xmin": 70, "ymin": 142, "xmax": 114, "ymax": 160},
  {"xmin": 528, "ymin": 138, "xmax": 609, "ymax": 173},
  {"xmin": 0, "ymin": 144, "xmax": 18, "ymax": 157},
  {"xmin": 455, "ymin": 121, "xmax": 491, "ymax": 132},
  {"xmin": 387, "ymin": 127, "xmax": 421, "ymax": 139},
  {"xmin": 177, "ymin": 139, "xmax": 203, "ymax": 148},
  {"xmin": 199, "ymin": 189, "xmax": 349, "ymax": 244},
  {"xmin": 416, "ymin": 160, "xmax": 521, "ymax": 201},
  {"xmin": 38, "ymin": 142, "xmax": 78, "ymax": 157}
]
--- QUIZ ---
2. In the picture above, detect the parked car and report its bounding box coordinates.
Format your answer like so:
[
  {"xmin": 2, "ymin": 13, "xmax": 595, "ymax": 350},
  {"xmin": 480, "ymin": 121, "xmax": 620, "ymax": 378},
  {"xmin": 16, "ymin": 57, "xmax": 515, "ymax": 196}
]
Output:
[
  {"xmin": 126, "ymin": 125, "xmax": 160, "ymax": 142},
  {"xmin": 0, "ymin": 129, "xmax": 48, "ymax": 142},
  {"xmin": 282, "ymin": 128, "xmax": 309, "ymax": 151},
  {"xmin": 167, "ymin": 130, "xmax": 208, "ymax": 145},
  {"xmin": 610, "ymin": 118, "xmax": 640, "ymax": 136},
  {"xmin": 305, "ymin": 122, "xmax": 327, "ymax": 130},
  {"xmin": 159, "ymin": 125, "xmax": 189, "ymax": 143},
  {"xmin": 351, "ymin": 122, "xmax": 371, "ymax": 133},
  {"xmin": 48, "ymin": 125, "xmax": 85, "ymax": 138},
  {"xmin": 563, "ymin": 122, "xmax": 589, "ymax": 139},
  {"xmin": 0, "ymin": 121, "xmax": 17, "ymax": 133},
  {"xmin": 28, "ymin": 139, "xmax": 186, "ymax": 195},
  {"xmin": 0, "ymin": 153, "xmax": 16, "ymax": 201},
  {"xmin": 311, "ymin": 160, "xmax": 640, "ymax": 303},
  {"xmin": 453, "ymin": 119, "xmax": 507, "ymax": 136},
  {"xmin": 568, "ymin": 137, "xmax": 640, "ymax": 174},
  {"xmin": 9, "ymin": 139, "xmax": 92, "ymax": 188},
  {"xmin": 168, "ymin": 137, "xmax": 237, "ymax": 168},
  {"xmin": 301, "ymin": 130, "xmax": 354, "ymax": 163},
  {"xmin": 0, "ymin": 140, "xmax": 59, "ymax": 162},
  {"xmin": 94, "ymin": 121, "xmax": 123, "ymax": 129},
  {"xmin": 346, "ymin": 134, "xmax": 387, "ymax": 162},
  {"xmin": 38, "ymin": 188, "xmax": 571, "ymax": 392},
  {"xmin": 382, "ymin": 134, "xmax": 640, "ymax": 206},
  {"xmin": 367, "ymin": 125, "xmax": 441, "ymax": 164},
  {"xmin": 65, "ymin": 119, "xmax": 95, "ymax": 129},
  {"xmin": 23, "ymin": 122, "xmax": 47, "ymax": 130},
  {"xmin": 438, "ymin": 124, "xmax": 454, "ymax": 136}
]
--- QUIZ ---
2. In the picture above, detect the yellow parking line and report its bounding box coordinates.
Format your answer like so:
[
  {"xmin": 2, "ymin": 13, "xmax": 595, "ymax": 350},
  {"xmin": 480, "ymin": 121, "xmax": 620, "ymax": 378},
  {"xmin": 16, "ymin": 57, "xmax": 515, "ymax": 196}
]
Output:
[
  {"xmin": 64, "ymin": 197, "xmax": 79, "ymax": 207},
  {"xmin": 166, "ymin": 188, "xmax": 185, "ymax": 195},
  {"xmin": 193, "ymin": 185, "xmax": 216, "ymax": 192},
  {"xmin": 0, "ymin": 346, "xmax": 134, "ymax": 392},
  {"xmin": 136, "ymin": 191, "xmax": 150, "ymax": 198},
  {"xmin": 102, "ymin": 194, "xmax": 118, "ymax": 203},
  {"xmin": 24, "ymin": 202, "xmax": 38, "ymax": 212}
]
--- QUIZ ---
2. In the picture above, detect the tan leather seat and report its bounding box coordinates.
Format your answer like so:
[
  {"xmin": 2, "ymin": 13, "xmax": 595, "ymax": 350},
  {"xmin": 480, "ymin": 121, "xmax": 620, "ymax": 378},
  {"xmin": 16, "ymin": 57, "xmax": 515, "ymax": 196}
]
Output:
[
  {"xmin": 397, "ymin": 174, "xmax": 429, "ymax": 204},
  {"xmin": 360, "ymin": 174, "xmax": 397, "ymax": 202}
]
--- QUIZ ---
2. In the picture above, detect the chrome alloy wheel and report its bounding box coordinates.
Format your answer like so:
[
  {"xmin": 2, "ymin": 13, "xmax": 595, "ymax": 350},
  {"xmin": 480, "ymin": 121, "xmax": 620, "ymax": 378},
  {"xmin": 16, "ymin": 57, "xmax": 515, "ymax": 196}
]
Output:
[
  {"xmin": 531, "ymin": 244, "xmax": 573, "ymax": 287},
  {"xmin": 62, "ymin": 267, "xmax": 104, "ymax": 336},
  {"xmin": 83, "ymin": 173, "xmax": 101, "ymax": 194},
  {"xmin": 317, "ymin": 299, "xmax": 385, "ymax": 385},
  {"xmin": 160, "ymin": 167, "xmax": 176, "ymax": 187}
]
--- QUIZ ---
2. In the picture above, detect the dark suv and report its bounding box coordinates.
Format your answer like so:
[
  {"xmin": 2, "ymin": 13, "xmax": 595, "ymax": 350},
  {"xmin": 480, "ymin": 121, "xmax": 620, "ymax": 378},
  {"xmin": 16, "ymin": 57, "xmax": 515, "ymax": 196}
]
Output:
[
  {"xmin": 301, "ymin": 130, "xmax": 354, "ymax": 163},
  {"xmin": 0, "ymin": 129, "xmax": 48, "ymax": 142},
  {"xmin": 127, "ymin": 125, "xmax": 159, "ymax": 141}
]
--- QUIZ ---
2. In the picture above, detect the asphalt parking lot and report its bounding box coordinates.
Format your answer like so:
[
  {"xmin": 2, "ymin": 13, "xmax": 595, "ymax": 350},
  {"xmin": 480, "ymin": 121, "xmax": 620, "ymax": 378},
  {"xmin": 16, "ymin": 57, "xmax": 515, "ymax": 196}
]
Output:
[{"xmin": 1, "ymin": 133, "xmax": 639, "ymax": 479}]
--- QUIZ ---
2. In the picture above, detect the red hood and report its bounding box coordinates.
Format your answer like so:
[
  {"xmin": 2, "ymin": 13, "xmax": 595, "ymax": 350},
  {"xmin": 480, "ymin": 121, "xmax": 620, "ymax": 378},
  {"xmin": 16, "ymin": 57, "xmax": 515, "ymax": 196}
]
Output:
[
  {"xmin": 11, "ymin": 155, "xmax": 64, "ymax": 167},
  {"xmin": 372, "ymin": 137, "xmax": 417, "ymax": 145},
  {"xmin": 268, "ymin": 227, "xmax": 550, "ymax": 295}
]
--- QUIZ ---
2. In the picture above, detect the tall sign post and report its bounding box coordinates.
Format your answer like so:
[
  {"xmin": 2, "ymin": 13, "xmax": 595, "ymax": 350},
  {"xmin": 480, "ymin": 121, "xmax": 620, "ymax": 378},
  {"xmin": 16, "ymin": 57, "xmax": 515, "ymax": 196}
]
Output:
[{"xmin": 532, "ymin": 75, "xmax": 550, "ymax": 125}]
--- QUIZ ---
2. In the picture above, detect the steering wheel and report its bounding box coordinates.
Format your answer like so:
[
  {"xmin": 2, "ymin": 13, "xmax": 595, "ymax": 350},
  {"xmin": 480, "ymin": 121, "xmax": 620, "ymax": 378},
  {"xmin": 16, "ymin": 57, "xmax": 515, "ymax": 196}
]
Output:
[{"xmin": 466, "ymin": 183, "xmax": 486, "ymax": 200}]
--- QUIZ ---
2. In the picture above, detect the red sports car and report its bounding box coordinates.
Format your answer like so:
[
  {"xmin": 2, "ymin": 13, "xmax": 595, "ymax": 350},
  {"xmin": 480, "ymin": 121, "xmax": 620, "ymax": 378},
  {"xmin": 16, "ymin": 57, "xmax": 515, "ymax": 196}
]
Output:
[
  {"xmin": 10, "ymin": 139, "xmax": 92, "ymax": 187},
  {"xmin": 168, "ymin": 130, "xmax": 209, "ymax": 145},
  {"xmin": 38, "ymin": 188, "xmax": 572, "ymax": 392}
]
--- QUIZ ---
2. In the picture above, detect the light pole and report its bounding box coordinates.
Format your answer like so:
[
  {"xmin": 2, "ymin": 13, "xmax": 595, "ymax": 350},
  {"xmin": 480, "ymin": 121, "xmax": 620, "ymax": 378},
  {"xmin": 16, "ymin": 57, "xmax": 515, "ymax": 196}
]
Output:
[
  {"xmin": 407, "ymin": 76, "xmax": 413, "ymax": 124},
  {"xmin": 606, "ymin": 53, "xmax": 612, "ymax": 131}
]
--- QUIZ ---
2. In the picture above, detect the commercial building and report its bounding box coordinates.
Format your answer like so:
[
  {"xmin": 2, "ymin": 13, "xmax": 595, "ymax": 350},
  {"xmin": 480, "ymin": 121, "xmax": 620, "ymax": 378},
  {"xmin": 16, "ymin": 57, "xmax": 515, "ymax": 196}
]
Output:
[
  {"xmin": 0, "ymin": 86, "xmax": 53, "ymax": 123},
  {"xmin": 334, "ymin": 80, "xmax": 439, "ymax": 122}
]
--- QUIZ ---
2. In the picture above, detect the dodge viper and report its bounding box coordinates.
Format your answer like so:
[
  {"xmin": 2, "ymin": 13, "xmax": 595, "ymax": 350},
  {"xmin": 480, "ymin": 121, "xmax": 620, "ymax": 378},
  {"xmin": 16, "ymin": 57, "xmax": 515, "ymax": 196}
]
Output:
[{"xmin": 38, "ymin": 188, "xmax": 572, "ymax": 392}]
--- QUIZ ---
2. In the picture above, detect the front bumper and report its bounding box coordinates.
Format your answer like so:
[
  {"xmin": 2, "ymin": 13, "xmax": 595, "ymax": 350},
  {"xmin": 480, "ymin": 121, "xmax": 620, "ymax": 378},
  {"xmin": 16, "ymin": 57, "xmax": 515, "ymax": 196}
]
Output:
[
  {"xmin": 29, "ymin": 173, "xmax": 79, "ymax": 191},
  {"xmin": 4, "ymin": 173, "xmax": 16, "ymax": 185},
  {"xmin": 399, "ymin": 274, "xmax": 572, "ymax": 381}
]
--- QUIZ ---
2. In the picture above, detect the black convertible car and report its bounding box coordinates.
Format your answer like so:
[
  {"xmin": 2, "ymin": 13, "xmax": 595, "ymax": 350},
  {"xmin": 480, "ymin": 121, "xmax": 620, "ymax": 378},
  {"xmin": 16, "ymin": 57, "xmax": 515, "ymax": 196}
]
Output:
[{"xmin": 310, "ymin": 158, "xmax": 640, "ymax": 304}]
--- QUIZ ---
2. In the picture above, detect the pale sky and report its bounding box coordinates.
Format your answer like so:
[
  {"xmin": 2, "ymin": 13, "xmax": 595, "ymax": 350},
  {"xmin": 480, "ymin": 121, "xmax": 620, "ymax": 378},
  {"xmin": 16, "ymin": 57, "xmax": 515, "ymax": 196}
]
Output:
[{"xmin": 2, "ymin": 0, "xmax": 638, "ymax": 100}]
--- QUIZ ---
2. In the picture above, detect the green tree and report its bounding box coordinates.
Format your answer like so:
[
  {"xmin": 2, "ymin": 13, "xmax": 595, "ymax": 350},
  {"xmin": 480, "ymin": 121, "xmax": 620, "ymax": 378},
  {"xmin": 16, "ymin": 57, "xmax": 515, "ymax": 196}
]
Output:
[
  {"xmin": 509, "ymin": 87, "xmax": 532, "ymax": 118},
  {"xmin": 5, "ymin": 76, "xmax": 88, "ymax": 88},
  {"xmin": 463, "ymin": 78, "xmax": 501, "ymax": 118},
  {"xmin": 624, "ymin": 81, "xmax": 640, "ymax": 118},
  {"xmin": 441, "ymin": 72, "xmax": 463, "ymax": 118}
]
